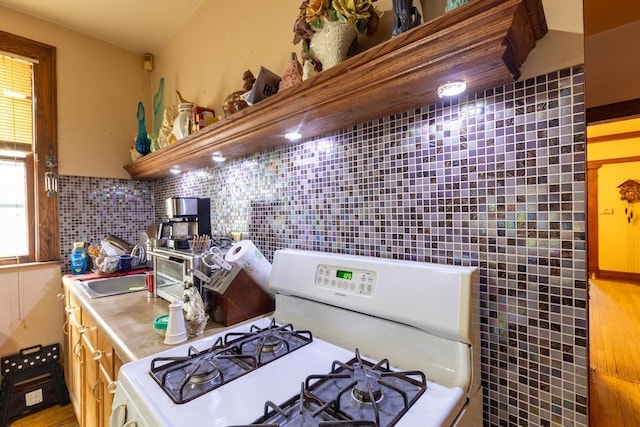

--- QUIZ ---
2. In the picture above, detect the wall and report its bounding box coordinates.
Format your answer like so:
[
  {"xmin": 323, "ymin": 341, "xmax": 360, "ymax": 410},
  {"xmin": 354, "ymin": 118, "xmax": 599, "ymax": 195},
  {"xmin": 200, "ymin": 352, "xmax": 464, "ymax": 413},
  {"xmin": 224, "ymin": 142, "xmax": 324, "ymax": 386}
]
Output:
[
  {"xmin": 584, "ymin": 20, "xmax": 640, "ymax": 108},
  {"xmin": 0, "ymin": 5, "xmax": 151, "ymax": 179},
  {"xmin": 152, "ymin": 66, "xmax": 588, "ymax": 426},
  {"xmin": 0, "ymin": 0, "xmax": 584, "ymax": 179},
  {"xmin": 0, "ymin": 264, "xmax": 64, "ymax": 358},
  {"xmin": 51, "ymin": 2, "xmax": 586, "ymax": 425},
  {"xmin": 596, "ymin": 162, "xmax": 640, "ymax": 272},
  {"xmin": 519, "ymin": 0, "xmax": 583, "ymax": 81},
  {"xmin": 57, "ymin": 176, "xmax": 155, "ymax": 273},
  {"xmin": 150, "ymin": 0, "xmax": 583, "ymax": 127},
  {"xmin": 588, "ymin": 118, "xmax": 640, "ymax": 274},
  {"xmin": 583, "ymin": 0, "xmax": 640, "ymax": 108}
]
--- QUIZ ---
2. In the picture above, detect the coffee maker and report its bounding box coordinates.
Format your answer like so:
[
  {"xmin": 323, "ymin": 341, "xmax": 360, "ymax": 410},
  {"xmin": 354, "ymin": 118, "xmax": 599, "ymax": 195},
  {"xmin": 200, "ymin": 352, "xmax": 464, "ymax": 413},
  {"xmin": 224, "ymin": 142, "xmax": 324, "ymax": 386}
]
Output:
[{"xmin": 158, "ymin": 197, "xmax": 211, "ymax": 250}]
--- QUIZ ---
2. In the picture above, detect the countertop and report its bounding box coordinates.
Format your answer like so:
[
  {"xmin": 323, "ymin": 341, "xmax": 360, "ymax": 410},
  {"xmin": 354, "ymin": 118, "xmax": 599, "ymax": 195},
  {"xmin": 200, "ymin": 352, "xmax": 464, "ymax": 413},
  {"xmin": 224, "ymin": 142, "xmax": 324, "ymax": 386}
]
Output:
[{"xmin": 62, "ymin": 274, "xmax": 270, "ymax": 363}]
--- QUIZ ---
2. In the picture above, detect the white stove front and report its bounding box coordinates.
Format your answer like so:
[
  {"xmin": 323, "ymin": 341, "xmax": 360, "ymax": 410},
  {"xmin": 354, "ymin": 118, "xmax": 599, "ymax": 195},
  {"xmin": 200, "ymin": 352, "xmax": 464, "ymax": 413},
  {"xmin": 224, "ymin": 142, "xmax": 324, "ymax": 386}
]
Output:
[
  {"xmin": 112, "ymin": 318, "xmax": 465, "ymax": 427},
  {"xmin": 112, "ymin": 249, "xmax": 482, "ymax": 427}
]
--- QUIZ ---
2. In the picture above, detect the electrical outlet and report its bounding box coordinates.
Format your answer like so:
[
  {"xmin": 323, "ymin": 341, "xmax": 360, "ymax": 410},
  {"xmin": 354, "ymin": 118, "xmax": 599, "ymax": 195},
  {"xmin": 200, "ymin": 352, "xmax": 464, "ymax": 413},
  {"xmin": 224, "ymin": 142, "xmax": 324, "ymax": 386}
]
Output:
[{"xmin": 599, "ymin": 208, "xmax": 614, "ymax": 215}]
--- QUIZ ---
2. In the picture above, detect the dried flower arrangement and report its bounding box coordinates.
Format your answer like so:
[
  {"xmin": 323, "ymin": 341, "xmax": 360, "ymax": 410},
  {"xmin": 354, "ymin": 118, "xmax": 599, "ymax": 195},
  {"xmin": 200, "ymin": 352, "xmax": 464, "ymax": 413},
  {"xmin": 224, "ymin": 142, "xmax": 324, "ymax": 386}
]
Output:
[{"xmin": 293, "ymin": 0, "xmax": 380, "ymax": 71}]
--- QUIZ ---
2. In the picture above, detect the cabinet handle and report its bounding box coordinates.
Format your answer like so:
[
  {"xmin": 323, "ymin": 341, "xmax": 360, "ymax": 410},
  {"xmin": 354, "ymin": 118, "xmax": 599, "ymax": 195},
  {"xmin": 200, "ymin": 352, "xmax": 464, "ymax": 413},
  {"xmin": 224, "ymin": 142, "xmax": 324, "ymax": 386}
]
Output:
[
  {"xmin": 57, "ymin": 293, "xmax": 65, "ymax": 300},
  {"xmin": 62, "ymin": 319, "xmax": 69, "ymax": 336},
  {"xmin": 98, "ymin": 362, "xmax": 118, "ymax": 394},
  {"xmin": 65, "ymin": 305, "xmax": 76, "ymax": 314},
  {"xmin": 73, "ymin": 339, "xmax": 83, "ymax": 362},
  {"xmin": 92, "ymin": 350, "xmax": 104, "ymax": 361},
  {"xmin": 78, "ymin": 325, "xmax": 87, "ymax": 334},
  {"xmin": 92, "ymin": 376, "xmax": 102, "ymax": 403}
]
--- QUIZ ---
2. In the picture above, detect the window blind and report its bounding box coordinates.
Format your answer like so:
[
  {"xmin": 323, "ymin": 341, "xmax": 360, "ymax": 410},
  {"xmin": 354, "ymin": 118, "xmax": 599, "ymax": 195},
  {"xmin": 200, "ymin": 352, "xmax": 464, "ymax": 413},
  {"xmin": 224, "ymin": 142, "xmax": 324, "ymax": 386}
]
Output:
[{"xmin": 0, "ymin": 54, "xmax": 33, "ymax": 150}]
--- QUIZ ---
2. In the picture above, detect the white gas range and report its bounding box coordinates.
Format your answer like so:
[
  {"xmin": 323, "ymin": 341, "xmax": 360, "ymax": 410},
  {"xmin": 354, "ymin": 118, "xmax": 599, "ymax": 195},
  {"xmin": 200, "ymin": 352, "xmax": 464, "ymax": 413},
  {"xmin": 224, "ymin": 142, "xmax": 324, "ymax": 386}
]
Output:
[{"xmin": 111, "ymin": 249, "xmax": 482, "ymax": 427}]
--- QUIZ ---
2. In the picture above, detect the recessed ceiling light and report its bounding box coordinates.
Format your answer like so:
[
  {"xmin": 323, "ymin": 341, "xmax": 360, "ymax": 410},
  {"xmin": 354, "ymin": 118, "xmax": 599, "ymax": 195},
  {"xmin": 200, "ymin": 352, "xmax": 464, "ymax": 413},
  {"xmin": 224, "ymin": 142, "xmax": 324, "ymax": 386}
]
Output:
[
  {"xmin": 169, "ymin": 166, "xmax": 181, "ymax": 174},
  {"xmin": 284, "ymin": 132, "xmax": 302, "ymax": 141},
  {"xmin": 437, "ymin": 81, "xmax": 467, "ymax": 98},
  {"xmin": 211, "ymin": 153, "xmax": 226, "ymax": 162}
]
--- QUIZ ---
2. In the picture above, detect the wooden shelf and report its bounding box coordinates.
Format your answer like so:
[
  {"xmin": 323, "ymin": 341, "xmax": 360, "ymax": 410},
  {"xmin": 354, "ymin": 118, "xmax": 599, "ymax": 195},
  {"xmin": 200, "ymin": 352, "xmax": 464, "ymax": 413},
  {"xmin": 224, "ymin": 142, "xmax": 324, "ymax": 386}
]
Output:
[{"xmin": 125, "ymin": 0, "xmax": 547, "ymax": 180}]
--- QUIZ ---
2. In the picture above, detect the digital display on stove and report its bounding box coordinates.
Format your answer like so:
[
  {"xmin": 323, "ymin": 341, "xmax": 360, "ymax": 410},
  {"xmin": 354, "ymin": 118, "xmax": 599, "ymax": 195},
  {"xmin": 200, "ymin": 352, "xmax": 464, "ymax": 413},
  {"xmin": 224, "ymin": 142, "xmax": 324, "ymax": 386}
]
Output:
[{"xmin": 336, "ymin": 270, "xmax": 353, "ymax": 280}]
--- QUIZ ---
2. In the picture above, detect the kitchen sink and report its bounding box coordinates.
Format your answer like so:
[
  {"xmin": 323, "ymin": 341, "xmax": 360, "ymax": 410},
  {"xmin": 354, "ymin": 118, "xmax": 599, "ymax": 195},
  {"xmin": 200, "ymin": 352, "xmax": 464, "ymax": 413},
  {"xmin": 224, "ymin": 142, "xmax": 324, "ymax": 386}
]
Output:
[{"xmin": 79, "ymin": 274, "xmax": 147, "ymax": 298}]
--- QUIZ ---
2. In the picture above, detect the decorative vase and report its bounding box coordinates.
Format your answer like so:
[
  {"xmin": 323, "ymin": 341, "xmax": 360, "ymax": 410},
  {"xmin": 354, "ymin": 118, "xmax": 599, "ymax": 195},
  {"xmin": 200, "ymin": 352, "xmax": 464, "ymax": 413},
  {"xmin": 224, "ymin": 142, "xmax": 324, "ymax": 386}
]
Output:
[
  {"xmin": 135, "ymin": 101, "xmax": 150, "ymax": 155},
  {"xmin": 173, "ymin": 103, "xmax": 194, "ymax": 140},
  {"xmin": 447, "ymin": 0, "xmax": 472, "ymax": 12},
  {"xmin": 309, "ymin": 19, "xmax": 359, "ymax": 70}
]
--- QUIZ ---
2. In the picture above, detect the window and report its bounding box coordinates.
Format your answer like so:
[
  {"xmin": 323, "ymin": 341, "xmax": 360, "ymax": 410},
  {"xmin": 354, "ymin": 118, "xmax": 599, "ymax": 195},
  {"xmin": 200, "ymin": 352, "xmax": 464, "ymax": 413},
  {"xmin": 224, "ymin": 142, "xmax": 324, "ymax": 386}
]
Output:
[
  {"xmin": 0, "ymin": 53, "xmax": 34, "ymax": 259},
  {"xmin": 0, "ymin": 159, "xmax": 30, "ymax": 257},
  {"xmin": 0, "ymin": 30, "xmax": 58, "ymax": 264}
]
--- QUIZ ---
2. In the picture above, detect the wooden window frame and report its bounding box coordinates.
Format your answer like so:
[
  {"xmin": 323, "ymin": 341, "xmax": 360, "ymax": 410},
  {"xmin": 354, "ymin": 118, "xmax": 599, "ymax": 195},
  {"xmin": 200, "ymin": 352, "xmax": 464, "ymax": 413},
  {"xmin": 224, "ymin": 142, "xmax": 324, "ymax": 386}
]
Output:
[{"xmin": 0, "ymin": 31, "xmax": 58, "ymax": 264}]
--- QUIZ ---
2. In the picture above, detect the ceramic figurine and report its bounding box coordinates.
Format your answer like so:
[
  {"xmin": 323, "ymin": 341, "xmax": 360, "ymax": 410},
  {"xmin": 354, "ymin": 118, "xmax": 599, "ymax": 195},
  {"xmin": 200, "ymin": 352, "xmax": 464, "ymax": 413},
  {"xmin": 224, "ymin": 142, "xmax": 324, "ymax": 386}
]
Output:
[
  {"xmin": 279, "ymin": 53, "xmax": 303, "ymax": 91},
  {"xmin": 222, "ymin": 70, "xmax": 256, "ymax": 117},
  {"xmin": 302, "ymin": 61, "xmax": 318, "ymax": 80},
  {"xmin": 176, "ymin": 90, "xmax": 194, "ymax": 105},
  {"xmin": 130, "ymin": 145, "xmax": 143, "ymax": 162},
  {"xmin": 157, "ymin": 104, "xmax": 178, "ymax": 147},
  {"xmin": 392, "ymin": 0, "xmax": 421, "ymax": 37}
]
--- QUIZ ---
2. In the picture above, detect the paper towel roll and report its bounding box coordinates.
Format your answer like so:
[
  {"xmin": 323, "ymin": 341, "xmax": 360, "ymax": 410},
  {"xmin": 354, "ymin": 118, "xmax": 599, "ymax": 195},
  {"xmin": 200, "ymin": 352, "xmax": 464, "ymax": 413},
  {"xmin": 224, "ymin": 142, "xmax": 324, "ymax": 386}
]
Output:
[{"xmin": 224, "ymin": 240, "xmax": 272, "ymax": 293}]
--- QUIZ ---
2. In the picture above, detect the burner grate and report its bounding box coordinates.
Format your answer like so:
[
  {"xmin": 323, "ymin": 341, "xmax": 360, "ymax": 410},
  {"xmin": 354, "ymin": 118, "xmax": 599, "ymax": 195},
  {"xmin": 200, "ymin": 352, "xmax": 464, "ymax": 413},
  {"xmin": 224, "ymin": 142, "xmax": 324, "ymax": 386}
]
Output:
[
  {"xmin": 149, "ymin": 319, "xmax": 313, "ymax": 404},
  {"xmin": 232, "ymin": 383, "xmax": 378, "ymax": 427},
  {"xmin": 241, "ymin": 349, "xmax": 427, "ymax": 427},
  {"xmin": 224, "ymin": 319, "xmax": 313, "ymax": 365}
]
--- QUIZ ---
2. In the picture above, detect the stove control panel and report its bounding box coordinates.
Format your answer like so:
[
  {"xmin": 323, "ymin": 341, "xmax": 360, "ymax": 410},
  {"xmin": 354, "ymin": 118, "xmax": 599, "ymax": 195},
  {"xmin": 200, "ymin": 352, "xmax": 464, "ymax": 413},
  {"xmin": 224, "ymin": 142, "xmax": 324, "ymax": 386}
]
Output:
[{"xmin": 315, "ymin": 264, "xmax": 377, "ymax": 297}]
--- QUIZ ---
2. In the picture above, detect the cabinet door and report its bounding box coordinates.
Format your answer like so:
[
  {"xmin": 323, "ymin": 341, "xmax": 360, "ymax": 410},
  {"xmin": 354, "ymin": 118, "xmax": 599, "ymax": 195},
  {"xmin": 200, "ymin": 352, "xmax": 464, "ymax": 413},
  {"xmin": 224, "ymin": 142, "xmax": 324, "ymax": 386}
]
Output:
[
  {"xmin": 98, "ymin": 326, "xmax": 114, "ymax": 378},
  {"xmin": 62, "ymin": 289, "xmax": 73, "ymax": 399},
  {"xmin": 82, "ymin": 308, "xmax": 119, "ymax": 427},
  {"xmin": 82, "ymin": 333, "xmax": 101, "ymax": 427},
  {"xmin": 98, "ymin": 361, "xmax": 117, "ymax": 427},
  {"xmin": 64, "ymin": 290, "xmax": 84, "ymax": 421}
]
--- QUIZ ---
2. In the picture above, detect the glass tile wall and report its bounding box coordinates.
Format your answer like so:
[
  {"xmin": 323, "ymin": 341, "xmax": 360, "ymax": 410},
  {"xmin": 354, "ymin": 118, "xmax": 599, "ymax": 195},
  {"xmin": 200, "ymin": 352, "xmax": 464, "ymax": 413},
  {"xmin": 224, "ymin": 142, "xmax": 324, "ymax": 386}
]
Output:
[
  {"xmin": 59, "ymin": 65, "xmax": 587, "ymax": 426},
  {"xmin": 58, "ymin": 176, "xmax": 154, "ymax": 272}
]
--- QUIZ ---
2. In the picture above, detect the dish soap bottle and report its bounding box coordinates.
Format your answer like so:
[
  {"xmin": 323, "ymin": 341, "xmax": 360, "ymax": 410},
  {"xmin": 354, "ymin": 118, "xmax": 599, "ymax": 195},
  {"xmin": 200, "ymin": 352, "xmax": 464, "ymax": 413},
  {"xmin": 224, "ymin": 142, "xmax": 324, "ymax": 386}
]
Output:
[{"xmin": 69, "ymin": 242, "xmax": 88, "ymax": 275}]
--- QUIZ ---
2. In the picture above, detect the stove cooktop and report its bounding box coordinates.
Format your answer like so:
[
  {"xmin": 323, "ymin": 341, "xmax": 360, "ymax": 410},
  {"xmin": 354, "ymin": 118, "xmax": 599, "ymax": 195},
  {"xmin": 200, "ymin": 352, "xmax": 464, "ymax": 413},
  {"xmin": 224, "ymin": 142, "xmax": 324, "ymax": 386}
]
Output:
[
  {"xmin": 116, "ymin": 318, "xmax": 466, "ymax": 427},
  {"xmin": 149, "ymin": 319, "xmax": 313, "ymax": 403},
  {"xmin": 235, "ymin": 349, "xmax": 427, "ymax": 427}
]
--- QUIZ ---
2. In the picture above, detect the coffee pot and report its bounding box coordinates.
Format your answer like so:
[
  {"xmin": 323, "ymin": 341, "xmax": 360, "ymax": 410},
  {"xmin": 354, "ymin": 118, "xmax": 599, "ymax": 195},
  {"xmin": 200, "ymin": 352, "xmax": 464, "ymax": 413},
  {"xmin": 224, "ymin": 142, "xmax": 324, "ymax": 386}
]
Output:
[{"xmin": 159, "ymin": 197, "xmax": 211, "ymax": 250}]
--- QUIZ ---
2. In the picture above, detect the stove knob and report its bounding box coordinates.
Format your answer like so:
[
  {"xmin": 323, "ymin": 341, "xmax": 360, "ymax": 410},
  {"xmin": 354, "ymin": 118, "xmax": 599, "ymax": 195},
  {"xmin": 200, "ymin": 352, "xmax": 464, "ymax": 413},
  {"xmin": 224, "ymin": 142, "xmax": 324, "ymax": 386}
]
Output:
[{"xmin": 110, "ymin": 404, "xmax": 127, "ymax": 427}]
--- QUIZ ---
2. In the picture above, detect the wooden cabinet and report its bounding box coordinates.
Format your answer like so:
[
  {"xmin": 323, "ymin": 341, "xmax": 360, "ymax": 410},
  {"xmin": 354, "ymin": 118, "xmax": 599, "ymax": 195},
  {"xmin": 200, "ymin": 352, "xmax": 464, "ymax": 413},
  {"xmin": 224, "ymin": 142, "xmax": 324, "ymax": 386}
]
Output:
[
  {"xmin": 62, "ymin": 287, "xmax": 121, "ymax": 427},
  {"xmin": 62, "ymin": 289, "xmax": 83, "ymax": 421}
]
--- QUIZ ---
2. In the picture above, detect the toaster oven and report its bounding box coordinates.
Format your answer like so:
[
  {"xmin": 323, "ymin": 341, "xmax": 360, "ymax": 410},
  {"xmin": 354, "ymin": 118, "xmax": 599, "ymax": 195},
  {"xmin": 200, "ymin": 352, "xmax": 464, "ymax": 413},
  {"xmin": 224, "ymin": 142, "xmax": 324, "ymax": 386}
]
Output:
[
  {"xmin": 147, "ymin": 247, "xmax": 274, "ymax": 325},
  {"xmin": 148, "ymin": 247, "xmax": 211, "ymax": 304}
]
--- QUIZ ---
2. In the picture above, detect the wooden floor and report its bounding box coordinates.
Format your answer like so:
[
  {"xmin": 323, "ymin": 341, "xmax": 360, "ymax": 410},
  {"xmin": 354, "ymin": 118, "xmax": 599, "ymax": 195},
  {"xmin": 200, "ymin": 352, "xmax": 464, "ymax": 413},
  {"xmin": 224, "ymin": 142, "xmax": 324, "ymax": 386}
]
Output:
[
  {"xmin": 590, "ymin": 278, "xmax": 640, "ymax": 426},
  {"xmin": 8, "ymin": 403, "xmax": 78, "ymax": 427}
]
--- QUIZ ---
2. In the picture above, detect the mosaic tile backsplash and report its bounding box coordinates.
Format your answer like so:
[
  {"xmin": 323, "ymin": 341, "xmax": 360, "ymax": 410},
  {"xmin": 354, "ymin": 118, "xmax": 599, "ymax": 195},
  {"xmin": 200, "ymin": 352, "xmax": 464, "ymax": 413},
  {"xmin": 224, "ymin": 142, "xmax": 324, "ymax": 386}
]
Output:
[
  {"xmin": 60, "ymin": 66, "xmax": 587, "ymax": 426},
  {"xmin": 58, "ymin": 176, "xmax": 154, "ymax": 272}
]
